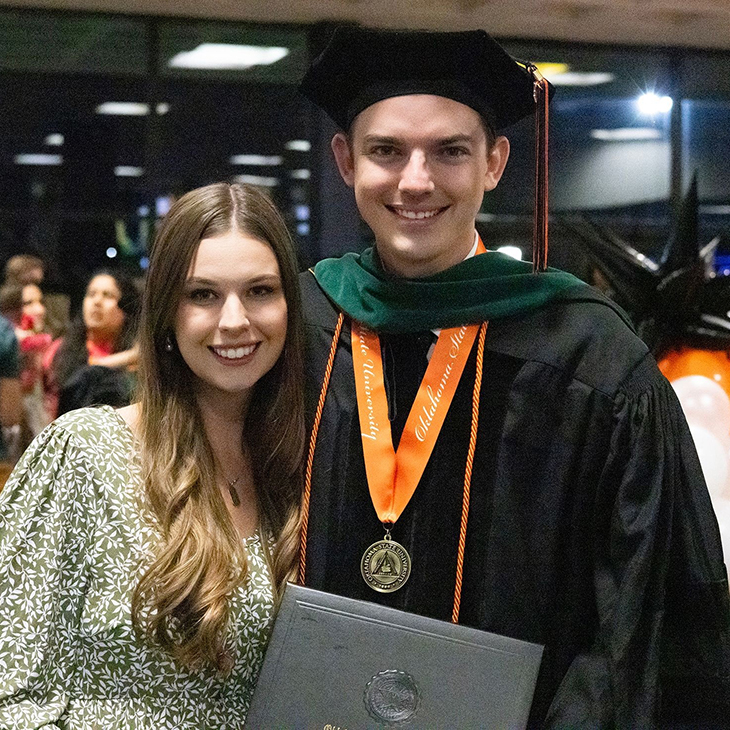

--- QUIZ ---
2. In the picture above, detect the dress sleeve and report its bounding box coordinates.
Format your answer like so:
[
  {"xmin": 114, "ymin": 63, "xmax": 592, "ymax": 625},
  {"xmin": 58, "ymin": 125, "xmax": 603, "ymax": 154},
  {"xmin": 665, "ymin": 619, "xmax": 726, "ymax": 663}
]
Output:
[
  {"xmin": 546, "ymin": 353, "xmax": 730, "ymax": 728},
  {"xmin": 0, "ymin": 419, "xmax": 96, "ymax": 728}
]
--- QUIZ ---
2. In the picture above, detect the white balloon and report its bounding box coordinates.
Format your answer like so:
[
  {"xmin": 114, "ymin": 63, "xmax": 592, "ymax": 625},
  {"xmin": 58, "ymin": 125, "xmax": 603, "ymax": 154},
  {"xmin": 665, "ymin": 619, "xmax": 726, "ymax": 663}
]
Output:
[
  {"xmin": 672, "ymin": 375, "xmax": 730, "ymax": 441},
  {"xmin": 688, "ymin": 424, "xmax": 730, "ymax": 499}
]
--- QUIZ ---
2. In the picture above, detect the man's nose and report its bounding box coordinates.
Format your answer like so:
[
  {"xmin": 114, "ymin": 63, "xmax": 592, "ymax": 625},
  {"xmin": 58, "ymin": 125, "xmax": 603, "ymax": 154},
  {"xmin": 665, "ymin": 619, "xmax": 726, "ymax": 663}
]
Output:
[{"xmin": 398, "ymin": 150, "xmax": 434, "ymax": 195}]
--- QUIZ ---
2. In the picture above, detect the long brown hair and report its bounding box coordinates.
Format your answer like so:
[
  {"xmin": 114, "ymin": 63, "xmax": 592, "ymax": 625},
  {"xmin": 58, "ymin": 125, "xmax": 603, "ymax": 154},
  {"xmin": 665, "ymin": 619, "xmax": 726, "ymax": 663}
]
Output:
[{"xmin": 131, "ymin": 183, "xmax": 304, "ymax": 671}]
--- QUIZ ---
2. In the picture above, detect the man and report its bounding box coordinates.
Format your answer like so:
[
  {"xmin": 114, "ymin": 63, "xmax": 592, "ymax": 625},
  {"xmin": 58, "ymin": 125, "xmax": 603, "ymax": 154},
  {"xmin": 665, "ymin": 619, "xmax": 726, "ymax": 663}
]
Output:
[{"xmin": 297, "ymin": 27, "xmax": 730, "ymax": 726}]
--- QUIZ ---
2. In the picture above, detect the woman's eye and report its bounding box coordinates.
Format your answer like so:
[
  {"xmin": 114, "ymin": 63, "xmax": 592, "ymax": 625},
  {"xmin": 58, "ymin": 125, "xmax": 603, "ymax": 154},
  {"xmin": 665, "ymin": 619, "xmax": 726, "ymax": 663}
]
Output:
[
  {"xmin": 189, "ymin": 289, "xmax": 217, "ymax": 303},
  {"xmin": 249, "ymin": 285, "xmax": 275, "ymax": 298}
]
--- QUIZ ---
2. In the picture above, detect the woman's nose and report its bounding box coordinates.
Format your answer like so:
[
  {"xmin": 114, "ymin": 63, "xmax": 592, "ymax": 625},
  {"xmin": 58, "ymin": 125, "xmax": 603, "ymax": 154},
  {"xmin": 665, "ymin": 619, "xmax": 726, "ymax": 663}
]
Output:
[{"xmin": 219, "ymin": 294, "xmax": 250, "ymax": 331}]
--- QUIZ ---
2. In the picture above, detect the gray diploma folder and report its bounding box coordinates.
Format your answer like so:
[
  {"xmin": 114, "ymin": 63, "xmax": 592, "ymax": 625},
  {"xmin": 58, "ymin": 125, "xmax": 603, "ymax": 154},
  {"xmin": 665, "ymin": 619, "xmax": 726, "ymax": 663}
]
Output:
[{"xmin": 245, "ymin": 583, "xmax": 543, "ymax": 729}]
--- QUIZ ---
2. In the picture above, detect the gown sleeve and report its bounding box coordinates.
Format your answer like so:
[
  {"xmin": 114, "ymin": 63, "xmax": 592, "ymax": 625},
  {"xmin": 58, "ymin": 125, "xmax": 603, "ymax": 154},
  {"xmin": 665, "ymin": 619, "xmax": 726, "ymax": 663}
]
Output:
[
  {"xmin": 0, "ymin": 419, "xmax": 96, "ymax": 728},
  {"xmin": 546, "ymin": 353, "xmax": 730, "ymax": 728}
]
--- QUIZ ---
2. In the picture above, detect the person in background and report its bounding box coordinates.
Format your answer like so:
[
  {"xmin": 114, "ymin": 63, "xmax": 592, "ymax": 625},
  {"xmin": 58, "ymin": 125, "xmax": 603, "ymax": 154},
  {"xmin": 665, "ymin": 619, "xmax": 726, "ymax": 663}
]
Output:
[
  {"xmin": 0, "ymin": 282, "xmax": 53, "ymax": 440},
  {"xmin": 297, "ymin": 26, "xmax": 730, "ymax": 726},
  {"xmin": 0, "ymin": 313, "xmax": 21, "ymax": 469},
  {"xmin": 3, "ymin": 253, "xmax": 69, "ymax": 339},
  {"xmin": 44, "ymin": 269, "xmax": 140, "ymax": 416},
  {"xmin": 0, "ymin": 182, "xmax": 304, "ymax": 727}
]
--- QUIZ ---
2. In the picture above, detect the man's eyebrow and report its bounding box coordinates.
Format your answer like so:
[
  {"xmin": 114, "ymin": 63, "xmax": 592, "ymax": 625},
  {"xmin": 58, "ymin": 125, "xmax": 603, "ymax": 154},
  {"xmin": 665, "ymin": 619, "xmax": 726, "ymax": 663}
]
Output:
[
  {"xmin": 361, "ymin": 133, "xmax": 477, "ymax": 145},
  {"xmin": 437, "ymin": 134, "xmax": 477, "ymax": 145},
  {"xmin": 362, "ymin": 134, "xmax": 399, "ymax": 144}
]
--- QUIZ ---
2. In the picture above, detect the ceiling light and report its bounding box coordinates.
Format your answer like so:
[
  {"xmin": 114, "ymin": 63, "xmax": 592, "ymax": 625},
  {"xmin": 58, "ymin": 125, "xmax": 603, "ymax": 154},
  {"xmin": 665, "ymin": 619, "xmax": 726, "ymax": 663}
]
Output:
[
  {"xmin": 156, "ymin": 103, "xmax": 170, "ymax": 115},
  {"xmin": 290, "ymin": 169, "xmax": 311, "ymax": 180},
  {"xmin": 285, "ymin": 139, "xmax": 311, "ymax": 152},
  {"xmin": 106, "ymin": 247, "xmax": 118, "ymax": 259},
  {"xmin": 96, "ymin": 102, "xmax": 150, "ymax": 116},
  {"xmin": 230, "ymin": 154, "xmax": 283, "ymax": 166},
  {"xmin": 15, "ymin": 154, "xmax": 62, "ymax": 165},
  {"xmin": 637, "ymin": 93, "xmax": 673, "ymax": 115},
  {"xmin": 534, "ymin": 63, "xmax": 613, "ymax": 86},
  {"xmin": 44, "ymin": 133, "xmax": 64, "ymax": 146},
  {"xmin": 169, "ymin": 43, "xmax": 289, "ymax": 70},
  {"xmin": 548, "ymin": 72, "xmax": 614, "ymax": 86},
  {"xmin": 590, "ymin": 128, "xmax": 663, "ymax": 141},
  {"xmin": 115, "ymin": 166, "xmax": 144, "ymax": 177},
  {"xmin": 535, "ymin": 62, "xmax": 569, "ymax": 77},
  {"xmin": 233, "ymin": 174, "xmax": 279, "ymax": 187}
]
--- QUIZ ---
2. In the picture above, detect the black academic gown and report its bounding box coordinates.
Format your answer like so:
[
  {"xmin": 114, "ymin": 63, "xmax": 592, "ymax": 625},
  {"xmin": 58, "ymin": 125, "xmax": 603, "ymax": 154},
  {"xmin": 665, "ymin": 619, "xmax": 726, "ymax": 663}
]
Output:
[{"xmin": 300, "ymin": 271, "xmax": 730, "ymax": 728}]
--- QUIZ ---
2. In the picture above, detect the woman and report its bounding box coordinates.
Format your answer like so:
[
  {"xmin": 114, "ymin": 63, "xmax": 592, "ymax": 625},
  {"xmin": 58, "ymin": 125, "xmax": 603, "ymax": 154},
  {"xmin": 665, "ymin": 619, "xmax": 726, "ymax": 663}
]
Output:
[
  {"xmin": 17, "ymin": 282, "xmax": 53, "ymax": 436},
  {"xmin": 0, "ymin": 183, "xmax": 305, "ymax": 727},
  {"xmin": 44, "ymin": 269, "xmax": 140, "ymax": 416},
  {"xmin": 0, "ymin": 282, "xmax": 53, "ymax": 441}
]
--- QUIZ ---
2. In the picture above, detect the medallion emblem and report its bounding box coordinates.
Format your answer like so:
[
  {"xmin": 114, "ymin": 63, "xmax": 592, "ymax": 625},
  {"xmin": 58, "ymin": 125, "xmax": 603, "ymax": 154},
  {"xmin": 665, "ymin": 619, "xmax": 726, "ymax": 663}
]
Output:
[{"xmin": 361, "ymin": 537, "xmax": 411, "ymax": 593}]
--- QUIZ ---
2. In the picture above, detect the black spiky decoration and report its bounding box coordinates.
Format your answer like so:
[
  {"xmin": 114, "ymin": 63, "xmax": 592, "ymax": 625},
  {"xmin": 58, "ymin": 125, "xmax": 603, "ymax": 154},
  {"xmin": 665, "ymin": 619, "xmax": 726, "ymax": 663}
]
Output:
[{"xmin": 560, "ymin": 174, "xmax": 730, "ymax": 357}]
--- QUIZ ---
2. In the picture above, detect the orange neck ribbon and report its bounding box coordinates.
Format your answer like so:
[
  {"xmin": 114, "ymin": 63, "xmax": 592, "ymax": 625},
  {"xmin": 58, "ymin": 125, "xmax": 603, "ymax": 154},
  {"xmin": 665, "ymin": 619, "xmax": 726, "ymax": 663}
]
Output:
[{"xmin": 351, "ymin": 237, "xmax": 486, "ymax": 526}]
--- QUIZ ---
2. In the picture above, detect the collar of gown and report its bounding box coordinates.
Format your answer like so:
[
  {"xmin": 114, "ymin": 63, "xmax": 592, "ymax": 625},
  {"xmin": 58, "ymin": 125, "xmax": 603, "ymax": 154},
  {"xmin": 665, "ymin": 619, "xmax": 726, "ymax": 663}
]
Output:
[{"xmin": 312, "ymin": 246, "xmax": 589, "ymax": 333}]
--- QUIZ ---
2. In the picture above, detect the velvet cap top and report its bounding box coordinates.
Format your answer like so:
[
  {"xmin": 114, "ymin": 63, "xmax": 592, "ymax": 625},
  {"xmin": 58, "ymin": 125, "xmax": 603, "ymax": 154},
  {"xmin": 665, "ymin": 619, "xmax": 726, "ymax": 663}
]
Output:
[{"xmin": 299, "ymin": 26, "xmax": 554, "ymax": 131}]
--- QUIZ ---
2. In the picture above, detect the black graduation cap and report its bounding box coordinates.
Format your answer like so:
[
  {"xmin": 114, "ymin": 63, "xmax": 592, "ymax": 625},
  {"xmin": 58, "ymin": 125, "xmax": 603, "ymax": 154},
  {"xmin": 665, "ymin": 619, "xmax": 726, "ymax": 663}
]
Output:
[
  {"xmin": 300, "ymin": 26, "xmax": 554, "ymax": 272},
  {"xmin": 299, "ymin": 26, "xmax": 552, "ymax": 132}
]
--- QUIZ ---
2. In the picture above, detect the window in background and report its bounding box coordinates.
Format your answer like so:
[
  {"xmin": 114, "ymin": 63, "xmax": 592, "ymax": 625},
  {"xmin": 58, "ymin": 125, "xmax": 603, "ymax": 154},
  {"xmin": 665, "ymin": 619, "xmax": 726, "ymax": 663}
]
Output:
[{"xmin": 0, "ymin": 10, "xmax": 311, "ymax": 304}]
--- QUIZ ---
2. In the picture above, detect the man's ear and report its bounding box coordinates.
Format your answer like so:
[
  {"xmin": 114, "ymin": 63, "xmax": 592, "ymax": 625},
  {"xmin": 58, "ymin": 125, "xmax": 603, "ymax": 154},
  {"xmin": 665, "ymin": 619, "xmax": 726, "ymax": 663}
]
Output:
[
  {"xmin": 331, "ymin": 132, "xmax": 355, "ymax": 188},
  {"xmin": 484, "ymin": 136, "xmax": 510, "ymax": 193}
]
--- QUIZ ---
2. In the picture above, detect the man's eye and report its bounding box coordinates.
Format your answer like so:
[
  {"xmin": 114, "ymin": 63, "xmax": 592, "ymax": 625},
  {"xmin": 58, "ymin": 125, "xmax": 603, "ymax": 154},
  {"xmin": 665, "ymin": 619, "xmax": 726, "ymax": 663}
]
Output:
[
  {"xmin": 369, "ymin": 145, "xmax": 398, "ymax": 157},
  {"xmin": 441, "ymin": 146, "xmax": 469, "ymax": 158}
]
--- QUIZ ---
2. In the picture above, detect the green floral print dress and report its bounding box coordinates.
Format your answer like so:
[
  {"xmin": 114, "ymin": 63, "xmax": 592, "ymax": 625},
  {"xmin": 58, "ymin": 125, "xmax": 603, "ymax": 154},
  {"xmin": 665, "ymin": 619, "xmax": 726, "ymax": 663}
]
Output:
[{"xmin": 0, "ymin": 406, "xmax": 274, "ymax": 729}]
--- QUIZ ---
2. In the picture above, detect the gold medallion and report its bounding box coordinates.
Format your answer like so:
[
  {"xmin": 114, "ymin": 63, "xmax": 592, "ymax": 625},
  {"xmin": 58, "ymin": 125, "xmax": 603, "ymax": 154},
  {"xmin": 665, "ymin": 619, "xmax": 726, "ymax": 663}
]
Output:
[{"xmin": 361, "ymin": 536, "xmax": 412, "ymax": 593}]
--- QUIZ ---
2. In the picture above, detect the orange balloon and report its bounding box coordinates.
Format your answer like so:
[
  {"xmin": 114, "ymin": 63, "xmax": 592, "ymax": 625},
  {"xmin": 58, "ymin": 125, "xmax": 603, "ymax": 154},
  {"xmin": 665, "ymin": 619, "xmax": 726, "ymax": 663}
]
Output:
[{"xmin": 658, "ymin": 347, "xmax": 730, "ymax": 402}]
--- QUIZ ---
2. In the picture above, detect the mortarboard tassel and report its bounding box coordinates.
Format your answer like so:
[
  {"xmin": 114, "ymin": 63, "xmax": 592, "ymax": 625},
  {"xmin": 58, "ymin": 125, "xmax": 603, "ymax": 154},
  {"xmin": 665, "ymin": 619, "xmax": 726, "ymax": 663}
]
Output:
[{"xmin": 525, "ymin": 64, "xmax": 550, "ymax": 273}]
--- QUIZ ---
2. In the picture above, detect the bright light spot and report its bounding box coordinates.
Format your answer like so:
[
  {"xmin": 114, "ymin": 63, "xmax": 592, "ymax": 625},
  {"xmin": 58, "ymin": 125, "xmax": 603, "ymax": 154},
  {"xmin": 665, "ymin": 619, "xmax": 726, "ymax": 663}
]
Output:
[
  {"xmin": 290, "ymin": 169, "xmax": 310, "ymax": 180},
  {"xmin": 15, "ymin": 154, "xmax": 62, "ymax": 165},
  {"xmin": 140, "ymin": 256, "xmax": 150, "ymax": 270},
  {"xmin": 716, "ymin": 374, "xmax": 723, "ymax": 382},
  {"xmin": 637, "ymin": 93, "xmax": 673, "ymax": 115},
  {"xmin": 96, "ymin": 102, "xmax": 149, "ymax": 116},
  {"xmin": 106, "ymin": 247, "xmax": 118, "ymax": 259},
  {"xmin": 137, "ymin": 205, "xmax": 150, "ymax": 216},
  {"xmin": 44, "ymin": 133, "xmax": 64, "ymax": 146},
  {"xmin": 233, "ymin": 174, "xmax": 279, "ymax": 187},
  {"xmin": 295, "ymin": 204, "xmax": 310, "ymax": 221},
  {"xmin": 155, "ymin": 103, "xmax": 170, "ymax": 115},
  {"xmin": 590, "ymin": 127, "xmax": 662, "ymax": 142},
  {"xmin": 168, "ymin": 44, "xmax": 289, "ymax": 70},
  {"xmin": 156, "ymin": 196, "xmax": 173, "ymax": 217},
  {"xmin": 497, "ymin": 246, "xmax": 523, "ymax": 261},
  {"xmin": 297, "ymin": 223, "xmax": 310, "ymax": 236},
  {"xmin": 285, "ymin": 139, "xmax": 311, "ymax": 152},
  {"xmin": 115, "ymin": 166, "xmax": 144, "ymax": 177},
  {"xmin": 230, "ymin": 154, "xmax": 283, "ymax": 166}
]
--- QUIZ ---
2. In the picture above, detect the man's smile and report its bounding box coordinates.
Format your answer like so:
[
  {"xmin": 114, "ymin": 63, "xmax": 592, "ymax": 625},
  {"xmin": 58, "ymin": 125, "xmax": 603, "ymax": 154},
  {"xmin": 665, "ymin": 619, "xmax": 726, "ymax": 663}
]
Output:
[{"xmin": 386, "ymin": 205, "xmax": 449, "ymax": 220}]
